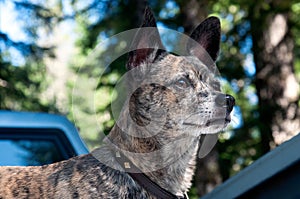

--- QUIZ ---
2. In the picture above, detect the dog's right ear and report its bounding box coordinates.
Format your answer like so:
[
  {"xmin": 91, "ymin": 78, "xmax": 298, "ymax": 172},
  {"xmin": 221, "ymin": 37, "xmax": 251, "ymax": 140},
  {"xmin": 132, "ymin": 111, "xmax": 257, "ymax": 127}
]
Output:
[{"xmin": 126, "ymin": 7, "xmax": 166, "ymax": 70}]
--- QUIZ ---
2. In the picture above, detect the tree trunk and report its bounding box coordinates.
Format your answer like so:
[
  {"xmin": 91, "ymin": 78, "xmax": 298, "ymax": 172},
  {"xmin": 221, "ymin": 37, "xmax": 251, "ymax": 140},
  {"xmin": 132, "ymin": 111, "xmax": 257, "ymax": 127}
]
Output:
[
  {"xmin": 250, "ymin": 2, "xmax": 300, "ymax": 153},
  {"xmin": 177, "ymin": 0, "xmax": 209, "ymax": 34}
]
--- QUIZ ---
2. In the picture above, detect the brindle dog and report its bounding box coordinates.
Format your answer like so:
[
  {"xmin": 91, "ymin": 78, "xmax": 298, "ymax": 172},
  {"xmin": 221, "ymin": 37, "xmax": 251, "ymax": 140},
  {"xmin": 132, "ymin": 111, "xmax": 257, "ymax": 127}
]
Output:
[{"xmin": 0, "ymin": 7, "xmax": 235, "ymax": 199}]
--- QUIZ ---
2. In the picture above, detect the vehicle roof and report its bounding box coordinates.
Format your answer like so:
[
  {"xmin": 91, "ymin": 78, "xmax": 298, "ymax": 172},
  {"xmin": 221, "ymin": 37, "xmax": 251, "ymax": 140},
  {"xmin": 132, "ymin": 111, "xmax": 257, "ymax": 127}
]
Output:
[
  {"xmin": 0, "ymin": 110, "xmax": 89, "ymax": 155},
  {"xmin": 202, "ymin": 132, "xmax": 300, "ymax": 198}
]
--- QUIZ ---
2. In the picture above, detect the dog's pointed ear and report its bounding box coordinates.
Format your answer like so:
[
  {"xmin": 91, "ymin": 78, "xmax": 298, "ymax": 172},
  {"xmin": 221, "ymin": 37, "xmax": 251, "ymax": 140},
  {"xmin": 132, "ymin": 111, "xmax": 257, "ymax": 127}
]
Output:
[
  {"xmin": 126, "ymin": 6, "xmax": 166, "ymax": 70},
  {"xmin": 187, "ymin": 16, "xmax": 221, "ymax": 62}
]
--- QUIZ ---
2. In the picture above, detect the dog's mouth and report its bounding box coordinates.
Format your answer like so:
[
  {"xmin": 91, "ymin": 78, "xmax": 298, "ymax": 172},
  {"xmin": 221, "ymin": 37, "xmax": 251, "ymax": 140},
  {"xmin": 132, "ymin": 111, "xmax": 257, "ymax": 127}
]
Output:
[
  {"xmin": 206, "ymin": 115, "xmax": 231, "ymax": 126},
  {"xmin": 183, "ymin": 115, "xmax": 231, "ymax": 128}
]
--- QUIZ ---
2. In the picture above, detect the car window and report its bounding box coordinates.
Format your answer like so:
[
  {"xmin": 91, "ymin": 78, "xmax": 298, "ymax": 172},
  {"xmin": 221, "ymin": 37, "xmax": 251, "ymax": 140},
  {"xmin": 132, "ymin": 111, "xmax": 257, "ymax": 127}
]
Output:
[
  {"xmin": 0, "ymin": 139, "xmax": 65, "ymax": 166},
  {"xmin": 0, "ymin": 128, "xmax": 77, "ymax": 166}
]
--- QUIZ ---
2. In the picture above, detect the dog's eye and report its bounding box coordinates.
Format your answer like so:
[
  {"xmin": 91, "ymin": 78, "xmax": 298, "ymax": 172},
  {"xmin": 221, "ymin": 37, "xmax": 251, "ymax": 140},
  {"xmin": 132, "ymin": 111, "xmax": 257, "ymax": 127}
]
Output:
[{"xmin": 175, "ymin": 78, "xmax": 190, "ymax": 89}]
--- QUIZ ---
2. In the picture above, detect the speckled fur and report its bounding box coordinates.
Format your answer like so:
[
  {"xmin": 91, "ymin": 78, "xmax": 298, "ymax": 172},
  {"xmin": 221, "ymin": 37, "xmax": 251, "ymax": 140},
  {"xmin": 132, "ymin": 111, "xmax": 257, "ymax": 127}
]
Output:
[
  {"xmin": 0, "ymin": 7, "xmax": 231, "ymax": 199},
  {"xmin": 0, "ymin": 151, "xmax": 154, "ymax": 199}
]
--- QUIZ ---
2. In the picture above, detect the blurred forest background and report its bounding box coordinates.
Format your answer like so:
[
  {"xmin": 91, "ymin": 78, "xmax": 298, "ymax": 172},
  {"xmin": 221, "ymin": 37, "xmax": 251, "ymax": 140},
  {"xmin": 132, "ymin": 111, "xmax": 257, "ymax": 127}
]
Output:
[{"xmin": 1, "ymin": 0, "xmax": 300, "ymax": 198}]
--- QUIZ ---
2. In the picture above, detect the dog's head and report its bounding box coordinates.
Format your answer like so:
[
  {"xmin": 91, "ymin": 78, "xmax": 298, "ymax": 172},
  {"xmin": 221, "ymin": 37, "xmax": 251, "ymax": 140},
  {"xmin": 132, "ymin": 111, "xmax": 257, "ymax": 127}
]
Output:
[
  {"xmin": 125, "ymin": 7, "xmax": 235, "ymax": 141},
  {"xmin": 100, "ymin": 7, "xmax": 236, "ymax": 175}
]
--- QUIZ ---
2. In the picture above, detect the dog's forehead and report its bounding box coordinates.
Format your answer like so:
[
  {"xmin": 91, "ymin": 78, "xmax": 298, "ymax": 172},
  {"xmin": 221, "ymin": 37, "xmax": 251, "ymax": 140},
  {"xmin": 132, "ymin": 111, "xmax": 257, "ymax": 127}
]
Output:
[{"xmin": 158, "ymin": 54, "xmax": 212, "ymax": 76}]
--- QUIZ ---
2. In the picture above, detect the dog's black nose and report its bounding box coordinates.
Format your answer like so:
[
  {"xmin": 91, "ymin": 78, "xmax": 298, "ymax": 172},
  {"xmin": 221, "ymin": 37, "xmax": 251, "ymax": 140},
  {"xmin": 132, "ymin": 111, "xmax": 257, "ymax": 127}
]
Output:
[
  {"xmin": 215, "ymin": 94, "xmax": 235, "ymax": 113},
  {"xmin": 225, "ymin": 94, "xmax": 235, "ymax": 113}
]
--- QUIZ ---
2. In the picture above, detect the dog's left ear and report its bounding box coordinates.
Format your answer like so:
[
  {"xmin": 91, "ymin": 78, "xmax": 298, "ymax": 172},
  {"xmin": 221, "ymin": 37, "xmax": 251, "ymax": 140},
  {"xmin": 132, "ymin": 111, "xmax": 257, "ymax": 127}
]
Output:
[
  {"xmin": 187, "ymin": 16, "xmax": 221, "ymax": 62},
  {"xmin": 126, "ymin": 7, "xmax": 166, "ymax": 70}
]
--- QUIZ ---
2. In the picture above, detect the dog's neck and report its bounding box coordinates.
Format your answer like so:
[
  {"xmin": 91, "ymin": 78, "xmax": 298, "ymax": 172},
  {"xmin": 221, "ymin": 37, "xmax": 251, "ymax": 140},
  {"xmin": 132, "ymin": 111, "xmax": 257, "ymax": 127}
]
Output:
[{"xmin": 105, "ymin": 108, "xmax": 200, "ymax": 196}]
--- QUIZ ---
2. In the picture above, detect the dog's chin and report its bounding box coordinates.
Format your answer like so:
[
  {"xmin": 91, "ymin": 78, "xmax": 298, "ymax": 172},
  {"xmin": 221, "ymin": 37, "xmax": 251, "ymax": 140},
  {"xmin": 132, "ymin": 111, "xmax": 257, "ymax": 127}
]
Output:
[{"xmin": 206, "ymin": 115, "xmax": 231, "ymax": 127}]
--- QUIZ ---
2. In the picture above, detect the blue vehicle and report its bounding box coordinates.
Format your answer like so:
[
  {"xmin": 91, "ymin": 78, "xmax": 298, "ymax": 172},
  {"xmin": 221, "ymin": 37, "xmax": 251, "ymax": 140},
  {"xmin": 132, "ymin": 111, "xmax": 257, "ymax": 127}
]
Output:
[{"xmin": 0, "ymin": 111, "xmax": 89, "ymax": 166}]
